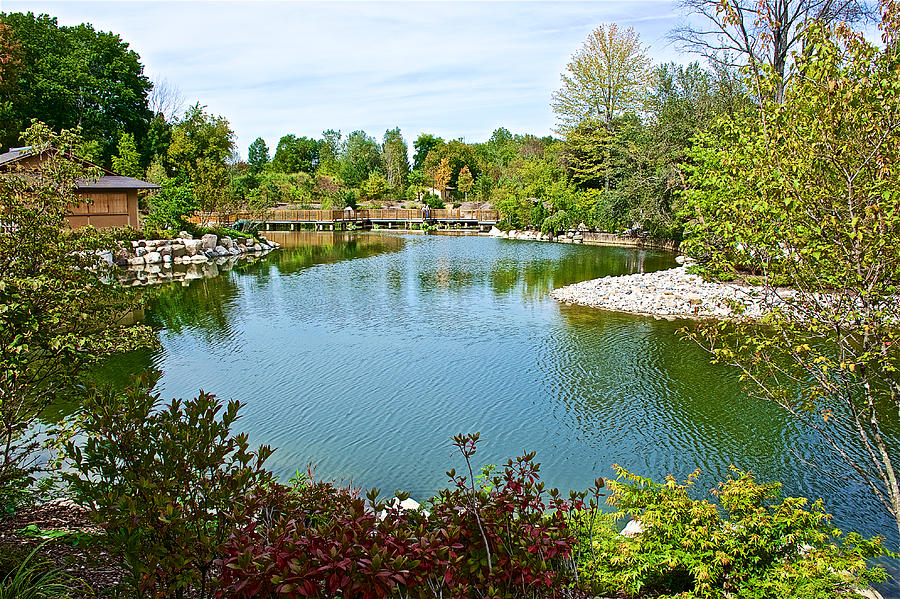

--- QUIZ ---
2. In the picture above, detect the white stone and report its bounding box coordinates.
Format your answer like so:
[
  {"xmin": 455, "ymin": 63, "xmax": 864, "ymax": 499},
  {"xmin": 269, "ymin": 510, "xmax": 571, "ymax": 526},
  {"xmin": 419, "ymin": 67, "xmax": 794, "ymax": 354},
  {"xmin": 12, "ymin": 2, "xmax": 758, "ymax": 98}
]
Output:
[
  {"xmin": 200, "ymin": 233, "xmax": 218, "ymax": 251},
  {"xmin": 621, "ymin": 519, "xmax": 644, "ymax": 537},
  {"xmin": 145, "ymin": 251, "xmax": 162, "ymax": 264}
]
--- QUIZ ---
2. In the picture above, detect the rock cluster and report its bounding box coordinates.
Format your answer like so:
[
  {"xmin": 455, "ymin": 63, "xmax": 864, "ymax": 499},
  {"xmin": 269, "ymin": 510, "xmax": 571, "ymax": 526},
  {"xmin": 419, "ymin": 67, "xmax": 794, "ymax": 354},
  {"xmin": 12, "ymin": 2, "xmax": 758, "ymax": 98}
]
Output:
[
  {"xmin": 111, "ymin": 231, "xmax": 280, "ymax": 267},
  {"xmin": 118, "ymin": 252, "xmax": 274, "ymax": 287},
  {"xmin": 488, "ymin": 226, "xmax": 575, "ymax": 243},
  {"xmin": 551, "ymin": 265, "xmax": 789, "ymax": 320}
]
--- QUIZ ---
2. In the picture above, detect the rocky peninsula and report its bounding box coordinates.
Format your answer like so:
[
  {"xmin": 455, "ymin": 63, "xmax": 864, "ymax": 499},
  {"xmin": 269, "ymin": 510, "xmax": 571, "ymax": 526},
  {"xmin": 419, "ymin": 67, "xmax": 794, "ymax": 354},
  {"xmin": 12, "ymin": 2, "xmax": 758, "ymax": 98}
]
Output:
[{"xmin": 551, "ymin": 262, "xmax": 790, "ymax": 320}]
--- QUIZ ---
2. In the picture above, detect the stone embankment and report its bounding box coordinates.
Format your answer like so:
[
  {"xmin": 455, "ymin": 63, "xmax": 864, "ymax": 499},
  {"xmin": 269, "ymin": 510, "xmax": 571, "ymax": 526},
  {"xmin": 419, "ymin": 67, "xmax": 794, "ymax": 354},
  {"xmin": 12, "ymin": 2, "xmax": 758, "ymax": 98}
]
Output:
[
  {"xmin": 100, "ymin": 231, "xmax": 281, "ymax": 268},
  {"xmin": 487, "ymin": 226, "xmax": 678, "ymax": 252},
  {"xmin": 551, "ymin": 260, "xmax": 790, "ymax": 320}
]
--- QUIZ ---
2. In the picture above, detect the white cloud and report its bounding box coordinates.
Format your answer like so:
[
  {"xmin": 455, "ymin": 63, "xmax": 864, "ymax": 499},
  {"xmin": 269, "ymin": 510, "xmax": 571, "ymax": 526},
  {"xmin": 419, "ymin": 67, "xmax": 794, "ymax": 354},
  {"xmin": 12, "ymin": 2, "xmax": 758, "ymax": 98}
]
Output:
[{"xmin": 5, "ymin": 1, "xmax": 684, "ymax": 155}]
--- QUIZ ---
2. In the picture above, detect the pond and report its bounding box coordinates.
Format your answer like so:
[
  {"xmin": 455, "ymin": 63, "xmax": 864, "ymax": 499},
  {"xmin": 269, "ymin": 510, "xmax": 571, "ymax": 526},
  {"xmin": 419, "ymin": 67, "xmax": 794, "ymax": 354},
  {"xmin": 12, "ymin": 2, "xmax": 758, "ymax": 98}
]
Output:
[{"xmin": 93, "ymin": 230, "xmax": 899, "ymax": 585}]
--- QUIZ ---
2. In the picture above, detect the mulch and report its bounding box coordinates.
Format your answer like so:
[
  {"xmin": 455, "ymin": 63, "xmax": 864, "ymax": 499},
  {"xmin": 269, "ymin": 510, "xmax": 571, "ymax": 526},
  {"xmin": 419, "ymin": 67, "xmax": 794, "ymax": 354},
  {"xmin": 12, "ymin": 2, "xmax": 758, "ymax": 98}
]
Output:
[{"xmin": 0, "ymin": 501, "xmax": 126, "ymax": 597}]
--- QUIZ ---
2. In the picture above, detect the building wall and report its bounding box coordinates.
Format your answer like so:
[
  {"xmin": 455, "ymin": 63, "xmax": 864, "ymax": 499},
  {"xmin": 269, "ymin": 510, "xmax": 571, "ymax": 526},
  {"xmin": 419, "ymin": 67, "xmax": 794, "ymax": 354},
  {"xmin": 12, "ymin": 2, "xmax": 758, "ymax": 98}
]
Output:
[{"xmin": 67, "ymin": 189, "xmax": 140, "ymax": 229}]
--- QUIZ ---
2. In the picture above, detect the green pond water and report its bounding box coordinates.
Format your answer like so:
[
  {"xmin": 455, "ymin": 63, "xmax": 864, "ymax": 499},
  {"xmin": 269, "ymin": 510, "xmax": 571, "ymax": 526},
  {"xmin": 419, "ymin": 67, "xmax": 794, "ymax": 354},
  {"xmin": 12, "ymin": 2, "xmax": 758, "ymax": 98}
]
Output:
[{"xmin": 92, "ymin": 230, "xmax": 899, "ymax": 587}]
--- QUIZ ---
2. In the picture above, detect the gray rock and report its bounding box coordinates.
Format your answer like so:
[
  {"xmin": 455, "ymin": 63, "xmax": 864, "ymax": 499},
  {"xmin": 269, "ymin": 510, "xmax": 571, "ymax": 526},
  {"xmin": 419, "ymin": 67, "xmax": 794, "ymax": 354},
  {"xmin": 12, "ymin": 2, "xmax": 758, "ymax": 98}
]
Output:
[
  {"xmin": 134, "ymin": 246, "xmax": 148, "ymax": 257},
  {"xmin": 214, "ymin": 245, "xmax": 228, "ymax": 256},
  {"xmin": 159, "ymin": 245, "xmax": 173, "ymax": 257},
  {"xmin": 145, "ymin": 251, "xmax": 162, "ymax": 264},
  {"xmin": 183, "ymin": 239, "xmax": 203, "ymax": 256},
  {"xmin": 114, "ymin": 248, "xmax": 130, "ymax": 266},
  {"xmin": 220, "ymin": 236, "xmax": 233, "ymax": 250},
  {"xmin": 200, "ymin": 233, "xmax": 218, "ymax": 251},
  {"xmin": 204, "ymin": 249, "xmax": 217, "ymax": 259},
  {"xmin": 171, "ymin": 243, "xmax": 186, "ymax": 258},
  {"xmin": 163, "ymin": 254, "xmax": 172, "ymax": 263},
  {"xmin": 128, "ymin": 256, "xmax": 145, "ymax": 265},
  {"xmin": 178, "ymin": 231, "xmax": 192, "ymax": 240}
]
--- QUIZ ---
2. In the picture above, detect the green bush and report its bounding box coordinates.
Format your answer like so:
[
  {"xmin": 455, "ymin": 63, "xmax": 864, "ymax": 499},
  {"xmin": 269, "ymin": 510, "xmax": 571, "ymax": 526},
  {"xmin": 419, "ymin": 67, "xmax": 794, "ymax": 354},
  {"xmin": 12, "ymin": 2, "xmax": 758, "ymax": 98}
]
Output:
[
  {"xmin": 577, "ymin": 466, "xmax": 888, "ymax": 598},
  {"xmin": 144, "ymin": 179, "xmax": 197, "ymax": 232},
  {"xmin": 60, "ymin": 375, "xmax": 275, "ymax": 599}
]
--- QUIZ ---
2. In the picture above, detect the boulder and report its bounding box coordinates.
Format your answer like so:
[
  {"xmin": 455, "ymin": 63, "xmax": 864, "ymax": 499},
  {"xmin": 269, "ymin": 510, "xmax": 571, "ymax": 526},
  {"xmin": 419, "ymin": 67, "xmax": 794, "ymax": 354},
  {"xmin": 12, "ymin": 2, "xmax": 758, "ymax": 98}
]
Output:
[
  {"xmin": 183, "ymin": 239, "xmax": 203, "ymax": 256},
  {"xmin": 214, "ymin": 245, "xmax": 228, "ymax": 256},
  {"xmin": 220, "ymin": 236, "xmax": 233, "ymax": 250},
  {"xmin": 128, "ymin": 256, "xmax": 145, "ymax": 265},
  {"xmin": 621, "ymin": 519, "xmax": 644, "ymax": 537},
  {"xmin": 162, "ymin": 254, "xmax": 172, "ymax": 263},
  {"xmin": 145, "ymin": 251, "xmax": 162, "ymax": 264},
  {"xmin": 114, "ymin": 248, "xmax": 130, "ymax": 266},
  {"xmin": 134, "ymin": 246, "xmax": 148, "ymax": 257},
  {"xmin": 171, "ymin": 243, "xmax": 186, "ymax": 258},
  {"xmin": 178, "ymin": 231, "xmax": 193, "ymax": 240},
  {"xmin": 200, "ymin": 233, "xmax": 218, "ymax": 251},
  {"xmin": 159, "ymin": 245, "xmax": 172, "ymax": 257}
]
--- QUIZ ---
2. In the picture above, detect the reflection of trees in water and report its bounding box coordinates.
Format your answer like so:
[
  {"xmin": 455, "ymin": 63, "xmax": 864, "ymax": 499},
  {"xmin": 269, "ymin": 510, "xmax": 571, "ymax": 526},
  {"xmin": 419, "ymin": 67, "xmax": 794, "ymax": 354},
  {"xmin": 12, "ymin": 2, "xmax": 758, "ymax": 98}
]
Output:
[
  {"xmin": 490, "ymin": 246, "xmax": 674, "ymax": 299},
  {"xmin": 261, "ymin": 232, "xmax": 405, "ymax": 277},
  {"xmin": 147, "ymin": 275, "xmax": 240, "ymax": 340}
]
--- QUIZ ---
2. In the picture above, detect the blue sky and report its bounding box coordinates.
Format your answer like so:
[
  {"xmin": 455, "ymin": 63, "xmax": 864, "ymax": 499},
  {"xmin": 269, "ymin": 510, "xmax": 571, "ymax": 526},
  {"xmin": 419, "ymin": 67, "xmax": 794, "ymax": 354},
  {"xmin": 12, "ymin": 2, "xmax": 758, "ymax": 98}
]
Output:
[{"xmin": 4, "ymin": 1, "xmax": 687, "ymax": 157}]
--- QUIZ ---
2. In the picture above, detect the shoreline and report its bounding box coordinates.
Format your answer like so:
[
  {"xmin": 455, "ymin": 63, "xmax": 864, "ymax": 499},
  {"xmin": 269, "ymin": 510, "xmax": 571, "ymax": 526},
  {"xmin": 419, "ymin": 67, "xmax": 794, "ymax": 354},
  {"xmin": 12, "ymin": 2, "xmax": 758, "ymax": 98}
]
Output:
[{"xmin": 550, "ymin": 265, "xmax": 784, "ymax": 320}]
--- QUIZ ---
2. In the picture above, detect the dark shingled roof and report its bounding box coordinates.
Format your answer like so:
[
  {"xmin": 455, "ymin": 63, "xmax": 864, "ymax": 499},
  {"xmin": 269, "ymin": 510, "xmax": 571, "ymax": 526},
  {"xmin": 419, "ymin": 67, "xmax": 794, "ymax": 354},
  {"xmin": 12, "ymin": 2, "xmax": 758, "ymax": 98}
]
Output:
[
  {"xmin": 0, "ymin": 147, "xmax": 159, "ymax": 189},
  {"xmin": 76, "ymin": 175, "xmax": 160, "ymax": 190}
]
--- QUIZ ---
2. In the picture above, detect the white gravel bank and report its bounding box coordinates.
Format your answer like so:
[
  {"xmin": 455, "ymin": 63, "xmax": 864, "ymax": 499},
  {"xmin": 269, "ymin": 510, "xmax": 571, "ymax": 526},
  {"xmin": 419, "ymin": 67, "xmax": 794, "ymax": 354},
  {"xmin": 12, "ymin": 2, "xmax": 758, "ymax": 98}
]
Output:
[{"xmin": 550, "ymin": 266, "xmax": 786, "ymax": 319}]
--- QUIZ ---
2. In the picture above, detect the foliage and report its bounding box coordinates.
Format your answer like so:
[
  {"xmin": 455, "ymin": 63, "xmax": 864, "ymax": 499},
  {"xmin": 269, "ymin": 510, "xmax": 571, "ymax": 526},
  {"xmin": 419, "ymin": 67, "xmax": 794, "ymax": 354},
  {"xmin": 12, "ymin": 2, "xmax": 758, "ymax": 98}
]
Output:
[
  {"xmin": 111, "ymin": 131, "xmax": 141, "ymax": 178},
  {"xmin": 681, "ymin": 20, "xmax": 900, "ymax": 536},
  {"xmin": 144, "ymin": 178, "xmax": 197, "ymax": 231},
  {"xmin": 0, "ymin": 542, "xmax": 77, "ymax": 599},
  {"xmin": 167, "ymin": 103, "xmax": 235, "ymax": 216},
  {"xmin": 0, "ymin": 122, "xmax": 152, "ymax": 513},
  {"xmin": 247, "ymin": 137, "xmax": 269, "ymax": 174},
  {"xmin": 552, "ymin": 23, "xmax": 652, "ymax": 131},
  {"xmin": 579, "ymin": 466, "xmax": 887, "ymax": 598},
  {"xmin": 362, "ymin": 171, "xmax": 389, "ymax": 201},
  {"xmin": 457, "ymin": 164, "xmax": 474, "ymax": 199},
  {"xmin": 272, "ymin": 134, "xmax": 319, "ymax": 174},
  {"xmin": 60, "ymin": 375, "xmax": 275, "ymax": 599},
  {"xmin": 381, "ymin": 127, "xmax": 410, "ymax": 191},
  {"xmin": 670, "ymin": 0, "xmax": 875, "ymax": 102},
  {"xmin": 0, "ymin": 12, "xmax": 152, "ymax": 163},
  {"xmin": 412, "ymin": 133, "xmax": 443, "ymax": 172},
  {"xmin": 221, "ymin": 434, "xmax": 586, "ymax": 599},
  {"xmin": 341, "ymin": 130, "xmax": 381, "ymax": 187}
]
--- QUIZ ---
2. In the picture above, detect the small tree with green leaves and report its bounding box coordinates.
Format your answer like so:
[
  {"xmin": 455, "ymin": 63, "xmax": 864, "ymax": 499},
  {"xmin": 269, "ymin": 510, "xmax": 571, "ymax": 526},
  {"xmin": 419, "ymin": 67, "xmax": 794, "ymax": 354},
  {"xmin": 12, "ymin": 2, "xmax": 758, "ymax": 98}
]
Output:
[
  {"xmin": 0, "ymin": 121, "xmax": 152, "ymax": 511},
  {"xmin": 457, "ymin": 165, "xmax": 474, "ymax": 201},
  {"xmin": 681, "ymin": 17, "xmax": 900, "ymax": 537}
]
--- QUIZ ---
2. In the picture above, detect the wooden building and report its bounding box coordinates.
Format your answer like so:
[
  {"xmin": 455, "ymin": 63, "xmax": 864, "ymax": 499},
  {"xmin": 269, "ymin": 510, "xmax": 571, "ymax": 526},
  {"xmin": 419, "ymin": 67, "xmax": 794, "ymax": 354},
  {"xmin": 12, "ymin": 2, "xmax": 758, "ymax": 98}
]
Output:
[{"xmin": 0, "ymin": 146, "xmax": 159, "ymax": 229}]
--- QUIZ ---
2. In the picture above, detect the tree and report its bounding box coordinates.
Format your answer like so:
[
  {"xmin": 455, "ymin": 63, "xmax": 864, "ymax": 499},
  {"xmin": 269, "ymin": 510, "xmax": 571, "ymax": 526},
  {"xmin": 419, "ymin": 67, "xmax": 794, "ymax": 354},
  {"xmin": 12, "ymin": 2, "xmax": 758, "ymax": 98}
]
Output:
[
  {"xmin": 381, "ymin": 127, "xmax": 410, "ymax": 192},
  {"xmin": 430, "ymin": 157, "xmax": 452, "ymax": 196},
  {"xmin": 111, "ymin": 131, "xmax": 141, "ymax": 178},
  {"xmin": 669, "ymin": 0, "xmax": 876, "ymax": 102},
  {"xmin": 551, "ymin": 23, "xmax": 653, "ymax": 132},
  {"xmin": 682, "ymin": 20, "xmax": 900, "ymax": 537},
  {"xmin": 412, "ymin": 133, "xmax": 444, "ymax": 171},
  {"xmin": 145, "ymin": 178, "xmax": 197, "ymax": 231},
  {"xmin": 317, "ymin": 129, "xmax": 341, "ymax": 175},
  {"xmin": 361, "ymin": 171, "xmax": 389, "ymax": 202},
  {"xmin": 148, "ymin": 76, "xmax": 185, "ymax": 122},
  {"xmin": 167, "ymin": 103, "xmax": 235, "ymax": 216},
  {"xmin": 0, "ymin": 12, "xmax": 152, "ymax": 162},
  {"xmin": 272, "ymin": 134, "xmax": 319, "ymax": 174},
  {"xmin": 247, "ymin": 137, "xmax": 269, "ymax": 175},
  {"xmin": 340, "ymin": 130, "xmax": 381, "ymax": 188},
  {"xmin": 0, "ymin": 122, "xmax": 152, "ymax": 508},
  {"xmin": 457, "ymin": 165, "xmax": 474, "ymax": 200}
]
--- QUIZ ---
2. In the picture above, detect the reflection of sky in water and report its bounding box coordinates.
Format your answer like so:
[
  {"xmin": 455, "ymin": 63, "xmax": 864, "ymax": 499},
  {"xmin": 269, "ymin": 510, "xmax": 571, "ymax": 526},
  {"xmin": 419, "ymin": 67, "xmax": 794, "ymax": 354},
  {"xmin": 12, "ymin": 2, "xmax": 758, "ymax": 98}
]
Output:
[{"xmin": 88, "ymin": 231, "xmax": 900, "ymax": 591}]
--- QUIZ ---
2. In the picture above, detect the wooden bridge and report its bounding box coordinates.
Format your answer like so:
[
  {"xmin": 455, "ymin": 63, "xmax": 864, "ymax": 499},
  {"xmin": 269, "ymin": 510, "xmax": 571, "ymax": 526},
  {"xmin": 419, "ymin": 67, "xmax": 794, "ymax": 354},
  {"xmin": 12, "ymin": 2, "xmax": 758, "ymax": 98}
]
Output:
[{"xmin": 195, "ymin": 208, "xmax": 500, "ymax": 231}]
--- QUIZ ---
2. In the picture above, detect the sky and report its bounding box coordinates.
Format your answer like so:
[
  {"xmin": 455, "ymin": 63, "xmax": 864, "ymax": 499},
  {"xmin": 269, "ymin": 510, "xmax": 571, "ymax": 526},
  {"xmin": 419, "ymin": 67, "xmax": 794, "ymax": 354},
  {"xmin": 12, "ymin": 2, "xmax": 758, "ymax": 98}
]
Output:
[{"xmin": 2, "ymin": 1, "xmax": 689, "ymax": 157}]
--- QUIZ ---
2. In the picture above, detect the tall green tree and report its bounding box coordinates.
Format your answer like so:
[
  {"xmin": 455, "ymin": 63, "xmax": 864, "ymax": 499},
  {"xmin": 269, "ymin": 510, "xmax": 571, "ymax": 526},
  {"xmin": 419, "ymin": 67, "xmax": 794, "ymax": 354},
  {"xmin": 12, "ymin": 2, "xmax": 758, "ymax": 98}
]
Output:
[
  {"xmin": 167, "ymin": 104, "xmax": 235, "ymax": 216},
  {"xmin": 317, "ymin": 129, "xmax": 341, "ymax": 175},
  {"xmin": 272, "ymin": 134, "xmax": 318, "ymax": 173},
  {"xmin": 0, "ymin": 12, "xmax": 152, "ymax": 163},
  {"xmin": 340, "ymin": 130, "xmax": 381, "ymax": 188},
  {"xmin": 412, "ymin": 133, "xmax": 443, "ymax": 171},
  {"xmin": 111, "ymin": 131, "xmax": 141, "ymax": 178},
  {"xmin": 381, "ymin": 127, "xmax": 410, "ymax": 192},
  {"xmin": 247, "ymin": 137, "xmax": 269, "ymax": 174},
  {"xmin": 683, "ymin": 20, "xmax": 900, "ymax": 537},
  {"xmin": 552, "ymin": 23, "xmax": 652, "ymax": 131}
]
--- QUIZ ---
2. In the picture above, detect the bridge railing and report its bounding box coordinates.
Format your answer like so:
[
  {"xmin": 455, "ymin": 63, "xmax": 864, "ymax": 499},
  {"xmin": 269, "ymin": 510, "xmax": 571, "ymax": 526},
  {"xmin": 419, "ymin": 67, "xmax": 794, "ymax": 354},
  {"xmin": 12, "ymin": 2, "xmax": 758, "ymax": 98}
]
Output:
[{"xmin": 190, "ymin": 208, "xmax": 500, "ymax": 224}]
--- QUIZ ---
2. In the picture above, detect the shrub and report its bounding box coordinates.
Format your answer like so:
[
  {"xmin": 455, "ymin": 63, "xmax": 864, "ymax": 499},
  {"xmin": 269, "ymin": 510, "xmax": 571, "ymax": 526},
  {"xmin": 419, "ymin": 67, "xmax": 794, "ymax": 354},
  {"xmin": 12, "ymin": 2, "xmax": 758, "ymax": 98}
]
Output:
[
  {"xmin": 0, "ymin": 542, "xmax": 77, "ymax": 599},
  {"xmin": 144, "ymin": 178, "xmax": 197, "ymax": 232},
  {"xmin": 577, "ymin": 466, "xmax": 888, "ymax": 598},
  {"xmin": 61, "ymin": 375, "xmax": 275, "ymax": 599},
  {"xmin": 219, "ymin": 433, "xmax": 588, "ymax": 599}
]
